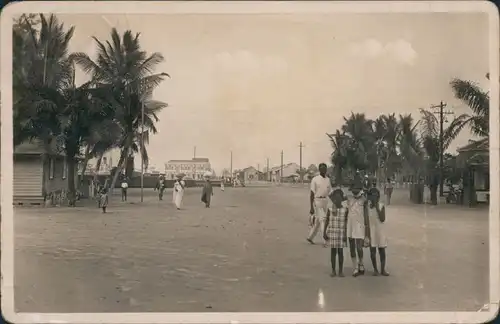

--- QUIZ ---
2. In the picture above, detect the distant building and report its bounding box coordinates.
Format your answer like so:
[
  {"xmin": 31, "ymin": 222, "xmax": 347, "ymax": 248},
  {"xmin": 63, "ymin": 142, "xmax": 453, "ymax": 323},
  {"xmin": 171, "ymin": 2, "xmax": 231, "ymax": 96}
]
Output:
[
  {"xmin": 237, "ymin": 166, "xmax": 264, "ymax": 182},
  {"xmin": 264, "ymin": 163, "xmax": 300, "ymax": 182},
  {"xmin": 164, "ymin": 158, "xmax": 212, "ymax": 180}
]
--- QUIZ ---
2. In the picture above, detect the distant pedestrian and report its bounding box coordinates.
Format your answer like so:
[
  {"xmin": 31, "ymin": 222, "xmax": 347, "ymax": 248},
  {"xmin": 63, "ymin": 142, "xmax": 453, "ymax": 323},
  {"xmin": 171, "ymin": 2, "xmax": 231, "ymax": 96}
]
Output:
[
  {"xmin": 324, "ymin": 188, "xmax": 348, "ymax": 277},
  {"xmin": 221, "ymin": 177, "xmax": 225, "ymax": 191},
  {"xmin": 384, "ymin": 178, "xmax": 394, "ymax": 205},
  {"xmin": 367, "ymin": 188, "xmax": 389, "ymax": 276},
  {"xmin": 100, "ymin": 187, "xmax": 109, "ymax": 213},
  {"xmin": 363, "ymin": 175, "xmax": 370, "ymax": 192},
  {"xmin": 307, "ymin": 163, "xmax": 332, "ymax": 246},
  {"xmin": 173, "ymin": 174, "xmax": 186, "ymax": 210},
  {"xmin": 346, "ymin": 186, "xmax": 370, "ymax": 277},
  {"xmin": 156, "ymin": 175, "xmax": 166, "ymax": 200},
  {"xmin": 121, "ymin": 176, "xmax": 129, "ymax": 202},
  {"xmin": 201, "ymin": 173, "xmax": 214, "ymax": 208}
]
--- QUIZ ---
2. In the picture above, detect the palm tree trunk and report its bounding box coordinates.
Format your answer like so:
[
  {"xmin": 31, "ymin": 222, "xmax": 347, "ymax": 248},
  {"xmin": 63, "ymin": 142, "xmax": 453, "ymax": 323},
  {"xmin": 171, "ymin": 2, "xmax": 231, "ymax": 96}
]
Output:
[
  {"xmin": 78, "ymin": 144, "xmax": 91, "ymax": 189},
  {"xmin": 67, "ymin": 155, "xmax": 77, "ymax": 207},
  {"xmin": 109, "ymin": 148, "xmax": 128, "ymax": 194},
  {"xmin": 41, "ymin": 139, "xmax": 52, "ymax": 198}
]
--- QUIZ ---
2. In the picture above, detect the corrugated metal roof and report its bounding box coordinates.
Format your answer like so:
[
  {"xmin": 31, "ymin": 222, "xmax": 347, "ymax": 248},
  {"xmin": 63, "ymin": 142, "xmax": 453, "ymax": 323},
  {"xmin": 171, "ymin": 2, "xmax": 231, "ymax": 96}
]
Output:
[{"xmin": 14, "ymin": 139, "xmax": 64, "ymax": 156}]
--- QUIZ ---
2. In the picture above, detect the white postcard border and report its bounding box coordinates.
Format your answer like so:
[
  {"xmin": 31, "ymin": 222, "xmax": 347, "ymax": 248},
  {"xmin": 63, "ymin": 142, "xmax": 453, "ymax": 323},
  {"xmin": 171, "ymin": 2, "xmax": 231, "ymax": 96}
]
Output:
[{"xmin": 1, "ymin": 1, "xmax": 498, "ymax": 323}]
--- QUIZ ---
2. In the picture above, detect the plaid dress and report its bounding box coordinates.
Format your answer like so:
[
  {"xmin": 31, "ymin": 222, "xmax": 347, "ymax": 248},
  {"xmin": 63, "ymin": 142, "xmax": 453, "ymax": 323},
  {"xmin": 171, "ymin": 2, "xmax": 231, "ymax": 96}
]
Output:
[{"xmin": 326, "ymin": 202, "xmax": 348, "ymax": 248}]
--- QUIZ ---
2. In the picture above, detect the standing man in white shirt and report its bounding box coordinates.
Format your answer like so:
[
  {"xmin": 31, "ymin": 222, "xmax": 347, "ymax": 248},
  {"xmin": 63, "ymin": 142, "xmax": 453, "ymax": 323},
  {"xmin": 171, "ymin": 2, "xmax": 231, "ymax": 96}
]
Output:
[{"xmin": 307, "ymin": 163, "xmax": 332, "ymax": 245}]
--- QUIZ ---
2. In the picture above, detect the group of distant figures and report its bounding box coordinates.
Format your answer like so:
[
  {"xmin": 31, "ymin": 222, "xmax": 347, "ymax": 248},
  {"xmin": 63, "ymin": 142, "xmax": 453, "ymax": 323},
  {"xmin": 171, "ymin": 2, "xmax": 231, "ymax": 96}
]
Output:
[
  {"xmin": 306, "ymin": 164, "xmax": 393, "ymax": 278},
  {"xmin": 91, "ymin": 172, "xmax": 226, "ymax": 213}
]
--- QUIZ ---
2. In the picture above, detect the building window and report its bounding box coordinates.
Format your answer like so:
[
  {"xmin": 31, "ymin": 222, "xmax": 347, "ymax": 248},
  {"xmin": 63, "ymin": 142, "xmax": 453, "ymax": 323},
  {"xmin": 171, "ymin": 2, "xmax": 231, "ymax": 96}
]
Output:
[
  {"xmin": 62, "ymin": 157, "xmax": 68, "ymax": 179},
  {"xmin": 49, "ymin": 158, "xmax": 55, "ymax": 180}
]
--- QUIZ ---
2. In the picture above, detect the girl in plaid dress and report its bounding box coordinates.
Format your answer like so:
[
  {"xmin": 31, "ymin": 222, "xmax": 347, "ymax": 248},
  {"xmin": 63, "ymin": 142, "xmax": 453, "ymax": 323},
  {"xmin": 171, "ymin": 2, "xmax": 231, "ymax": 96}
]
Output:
[{"xmin": 323, "ymin": 189, "xmax": 348, "ymax": 277}]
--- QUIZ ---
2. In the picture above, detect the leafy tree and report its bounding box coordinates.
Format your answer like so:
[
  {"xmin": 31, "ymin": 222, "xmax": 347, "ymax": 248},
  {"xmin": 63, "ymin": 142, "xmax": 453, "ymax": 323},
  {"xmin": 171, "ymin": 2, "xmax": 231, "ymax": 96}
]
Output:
[{"xmin": 72, "ymin": 28, "xmax": 169, "ymax": 193}]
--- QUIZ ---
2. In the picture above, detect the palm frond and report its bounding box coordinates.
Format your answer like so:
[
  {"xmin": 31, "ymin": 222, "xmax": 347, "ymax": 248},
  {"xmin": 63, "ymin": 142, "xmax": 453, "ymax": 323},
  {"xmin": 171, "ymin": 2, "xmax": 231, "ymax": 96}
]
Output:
[{"xmin": 450, "ymin": 78, "xmax": 489, "ymax": 116}]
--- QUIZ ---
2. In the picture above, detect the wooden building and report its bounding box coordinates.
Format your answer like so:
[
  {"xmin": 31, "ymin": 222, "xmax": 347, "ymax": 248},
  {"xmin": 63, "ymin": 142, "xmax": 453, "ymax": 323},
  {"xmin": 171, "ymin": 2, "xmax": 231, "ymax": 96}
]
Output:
[
  {"xmin": 456, "ymin": 138, "xmax": 489, "ymax": 205},
  {"xmin": 14, "ymin": 140, "xmax": 75, "ymax": 205}
]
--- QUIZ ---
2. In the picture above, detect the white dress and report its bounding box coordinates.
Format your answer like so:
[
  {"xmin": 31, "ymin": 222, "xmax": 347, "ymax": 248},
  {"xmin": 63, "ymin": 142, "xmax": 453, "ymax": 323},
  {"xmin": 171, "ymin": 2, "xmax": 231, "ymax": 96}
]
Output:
[
  {"xmin": 368, "ymin": 202, "xmax": 387, "ymax": 248},
  {"xmin": 173, "ymin": 180, "xmax": 185, "ymax": 209},
  {"xmin": 346, "ymin": 196, "xmax": 366, "ymax": 239}
]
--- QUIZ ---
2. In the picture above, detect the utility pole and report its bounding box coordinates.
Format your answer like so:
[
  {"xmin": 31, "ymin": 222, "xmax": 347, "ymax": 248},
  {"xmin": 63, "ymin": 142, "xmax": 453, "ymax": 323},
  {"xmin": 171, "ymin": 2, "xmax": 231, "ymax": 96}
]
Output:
[
  {"xmin": 267, "ymin": 158, "xmax": 270, "ymax": 182},
  {"xmin": 299, "ymin": 142, "xmax": 305, "ymax": 183},
  {"xmin": 193, "ymin": 146, "xmax": 196, "ymax": 159},
  {"xmin": 140, "ymin": 102, "xmax": 144, "ymax": 203},
  {"xmin": 431, "ymin": 101, "xmax": 453, "ymax": 197},
  {"xmin": 230, "ymin": 150, "xmax": 233, "ymax": 180},
  {"xmin": 280, "ymin": 150, "xmax": 284, "ymax": 183}
]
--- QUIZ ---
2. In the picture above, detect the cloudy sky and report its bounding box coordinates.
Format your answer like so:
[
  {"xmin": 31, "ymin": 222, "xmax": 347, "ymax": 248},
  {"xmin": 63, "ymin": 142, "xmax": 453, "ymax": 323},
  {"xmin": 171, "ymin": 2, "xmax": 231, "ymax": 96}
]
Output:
[{"xmin": 58, "ymin": 13, "xmax": 489, "ymax": 173}]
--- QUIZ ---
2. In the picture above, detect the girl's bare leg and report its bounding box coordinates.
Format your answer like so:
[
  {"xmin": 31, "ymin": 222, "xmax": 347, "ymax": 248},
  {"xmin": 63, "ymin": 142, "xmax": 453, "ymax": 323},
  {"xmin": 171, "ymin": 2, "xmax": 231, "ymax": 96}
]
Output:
[
  {"xmin": 338, "ymin": 248, "xmax": 345, "ymax": 277},
  {"xmin": 330, "ymin": 248, "xmax": 337, "ymax": 277},
  {"xmin": 379, "ymin": 247, "xmax": 389, "ymax": 276},
  {"xmin": 370, "ymin": 247, "xmax": 379, "ymax": 275},
  {"xmin": 348, "ymin": 238, "xmax": 358, "ymax": 275},
  {"xmin": 356, "ymin": 239, "xmax": 365, "ymax": 274}
]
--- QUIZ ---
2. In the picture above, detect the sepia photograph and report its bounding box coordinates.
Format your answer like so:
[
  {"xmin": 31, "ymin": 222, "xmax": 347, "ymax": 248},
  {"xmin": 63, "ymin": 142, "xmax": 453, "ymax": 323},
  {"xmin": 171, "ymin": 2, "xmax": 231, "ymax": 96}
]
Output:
[{"xmin": 1, "ymin": 1, "xmax": 499, "ymax": 323}]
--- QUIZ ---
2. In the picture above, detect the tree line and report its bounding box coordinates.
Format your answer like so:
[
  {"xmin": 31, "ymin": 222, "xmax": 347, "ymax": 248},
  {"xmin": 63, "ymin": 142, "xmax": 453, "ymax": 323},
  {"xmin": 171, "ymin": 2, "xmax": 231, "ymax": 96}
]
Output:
[
  {"xmin": 328, "ymin": 76, "xmax": 489, "ymax": 204},
  {"xmin": 13, "ymin": 14, "xmax": 169, "ymax": 204}
]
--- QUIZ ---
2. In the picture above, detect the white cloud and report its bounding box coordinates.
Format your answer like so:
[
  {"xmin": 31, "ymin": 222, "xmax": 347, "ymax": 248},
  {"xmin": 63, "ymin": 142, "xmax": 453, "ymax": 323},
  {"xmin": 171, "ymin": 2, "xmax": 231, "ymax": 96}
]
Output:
[{"xmin": 348, "ymin": 38, "xmax": 417, "ymax": 66}]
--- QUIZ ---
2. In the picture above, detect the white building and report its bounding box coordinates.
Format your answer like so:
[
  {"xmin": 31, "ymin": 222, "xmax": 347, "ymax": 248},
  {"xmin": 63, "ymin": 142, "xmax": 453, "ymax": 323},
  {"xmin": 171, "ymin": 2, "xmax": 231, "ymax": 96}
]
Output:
[
  {"xmin": 164, "ymin": 158, "xmax": 212, "ymax": 180},
  {"xmin": 263, "ymin": 163, "xmax": 300, "ymax": 182}
]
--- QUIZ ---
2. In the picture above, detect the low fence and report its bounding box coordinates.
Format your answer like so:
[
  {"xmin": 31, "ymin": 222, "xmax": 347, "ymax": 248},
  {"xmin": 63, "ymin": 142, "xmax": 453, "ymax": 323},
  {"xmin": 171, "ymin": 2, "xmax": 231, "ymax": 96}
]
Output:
[{"xmin": 79, "ymin": 175, "xmax": 224, "ymax": 197}]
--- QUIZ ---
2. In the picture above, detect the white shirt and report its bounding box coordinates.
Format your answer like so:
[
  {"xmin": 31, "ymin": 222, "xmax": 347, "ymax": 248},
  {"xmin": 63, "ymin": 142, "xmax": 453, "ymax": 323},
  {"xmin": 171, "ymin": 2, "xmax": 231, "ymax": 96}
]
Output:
[{"xmin": 310, "ymin": 175, "xmax": 332, "ymax": 198}]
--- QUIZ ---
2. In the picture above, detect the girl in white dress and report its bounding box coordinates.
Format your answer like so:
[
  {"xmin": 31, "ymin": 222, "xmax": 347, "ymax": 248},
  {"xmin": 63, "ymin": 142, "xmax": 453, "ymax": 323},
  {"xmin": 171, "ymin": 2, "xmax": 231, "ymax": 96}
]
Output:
[
  {"xmin": 173, "ymin": 175, "xmax": 186, "ymax": 210},
  {"xmin": 367, "ymin": 188, "xmax": 389, "ymax": 276},
  {"xmin": 346, "ymin": 187, "xmax": 370, "ymax": 277}
]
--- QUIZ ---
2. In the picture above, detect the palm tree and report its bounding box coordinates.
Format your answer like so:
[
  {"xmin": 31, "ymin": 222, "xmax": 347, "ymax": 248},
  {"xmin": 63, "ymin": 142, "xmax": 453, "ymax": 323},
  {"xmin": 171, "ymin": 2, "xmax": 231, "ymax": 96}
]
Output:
[
  {"xmin": 397, "ymin": 114, "xmax": 423, "ymax": 180},
  {"xmin": 327, "ymin": 130, "xmax": 351, "ymax": 185},
  {"xmin": 341, "ymin": 112, "xmax": 375, "ymax": 173},
  {"xmin": 418, "ymin": 108, "xmax": 469, "ymax": 204},
  {"xmin": 13, "ymin": 14, "xmax": 75, "ymax": 149},
  {"xmin": 72, "ymin": 28, "xmax": 169, "ymax": 193},
  {"xmin": 379, "ymin": 114, "xmax": 401, "ymax": 180},
  {"xmin": 450, "ymin": 78, "xmax": 489, "ymax": 138}
]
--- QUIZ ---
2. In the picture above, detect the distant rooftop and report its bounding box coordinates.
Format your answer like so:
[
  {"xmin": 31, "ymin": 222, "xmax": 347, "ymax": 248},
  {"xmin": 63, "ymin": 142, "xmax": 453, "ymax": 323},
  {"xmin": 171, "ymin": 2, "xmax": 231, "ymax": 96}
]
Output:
[
  {"xmin": 167, "ymin": 157, "xmax": 210, "ymax": 163},
  {"xmin": 457, "ymin": 138, "xmax": 488, "ymax": 153}
]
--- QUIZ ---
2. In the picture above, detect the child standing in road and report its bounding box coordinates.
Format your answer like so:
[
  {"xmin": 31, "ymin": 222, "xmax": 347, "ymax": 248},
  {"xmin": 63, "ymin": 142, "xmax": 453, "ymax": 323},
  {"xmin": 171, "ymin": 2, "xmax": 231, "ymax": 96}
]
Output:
[
  {"xmin": 367, "ymin": 188, "xmax": 389, "ymax": 276},
  {"xmin": 324, "ymin": 188, "xmax": 348, "ymax": 277},
  {"xmin": 100, "ymin": 187, "xmax": 109, "ymax": 213},
  {"xmin": 346, "ymin": 186, "xmax": 370, "ymax": 277}
]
